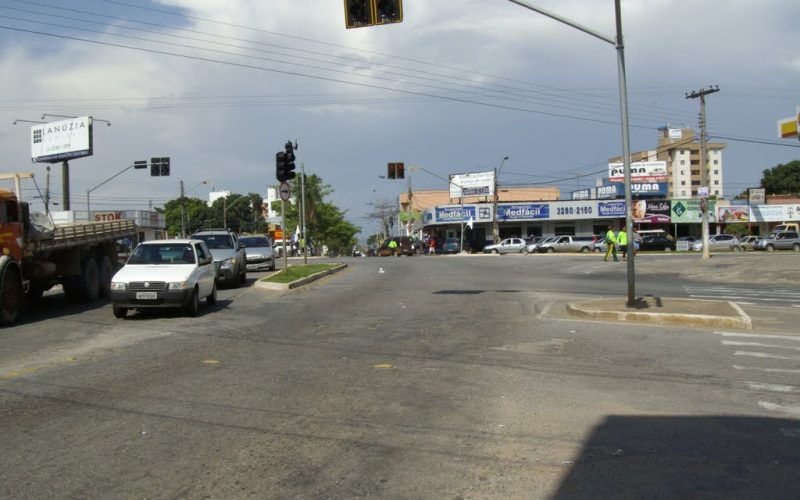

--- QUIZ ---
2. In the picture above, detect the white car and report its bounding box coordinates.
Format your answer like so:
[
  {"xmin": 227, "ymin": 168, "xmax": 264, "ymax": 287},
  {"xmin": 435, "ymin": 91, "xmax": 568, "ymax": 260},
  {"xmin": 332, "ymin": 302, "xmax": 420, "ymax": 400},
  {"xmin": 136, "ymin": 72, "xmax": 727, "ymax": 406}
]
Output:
[
  {"xmin": 483, "ymin": 238, "xmax": 526, "ymax": 254},
  {"xmin": 690, "ymin": 234, "xmax": 742, "ymax": 252},
  {"xmin": 110, "ymin": 239, "xmax": 217, "ymax": 318}
]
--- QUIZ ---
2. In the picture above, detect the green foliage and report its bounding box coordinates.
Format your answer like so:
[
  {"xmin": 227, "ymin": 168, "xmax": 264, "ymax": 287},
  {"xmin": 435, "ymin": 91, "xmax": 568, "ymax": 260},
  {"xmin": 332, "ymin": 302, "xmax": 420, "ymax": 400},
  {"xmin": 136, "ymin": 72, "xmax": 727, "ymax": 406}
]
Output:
[
  {"xmin": 761, "ymin": 160, "xmax": 800, "ymax": 195},
  {"xmin": 724, "ymin": 223, "xmax": 750, "ymax": 238}
]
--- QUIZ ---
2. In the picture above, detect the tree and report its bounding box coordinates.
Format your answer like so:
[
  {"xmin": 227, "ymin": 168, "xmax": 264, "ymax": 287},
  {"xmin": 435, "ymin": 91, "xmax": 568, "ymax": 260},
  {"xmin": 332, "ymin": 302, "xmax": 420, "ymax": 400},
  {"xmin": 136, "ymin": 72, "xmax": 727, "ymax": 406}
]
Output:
[{"xmin": 760, "ymin": 160, "xmax": 800, "ymax": 195}]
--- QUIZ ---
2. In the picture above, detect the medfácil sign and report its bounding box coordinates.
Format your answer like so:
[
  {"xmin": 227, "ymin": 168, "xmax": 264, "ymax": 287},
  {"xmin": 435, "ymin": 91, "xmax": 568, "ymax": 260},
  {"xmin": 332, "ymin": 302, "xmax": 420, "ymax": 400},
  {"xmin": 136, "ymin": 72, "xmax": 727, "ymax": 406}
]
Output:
[{"xmin": 31, "ymin": 116, "xmax": 93, "ymax": 163}]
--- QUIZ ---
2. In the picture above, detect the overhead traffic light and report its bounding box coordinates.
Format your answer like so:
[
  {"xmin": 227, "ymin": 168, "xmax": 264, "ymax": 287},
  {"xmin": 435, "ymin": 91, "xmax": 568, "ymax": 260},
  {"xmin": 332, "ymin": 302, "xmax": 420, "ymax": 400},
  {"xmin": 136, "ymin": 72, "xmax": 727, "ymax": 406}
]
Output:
[
  {"xmin": 387, "ymin": 162, "xmax": 396, "ymax": 179},
  {"xmin": 396, "ymin": 162, "xmax": 404, "ymax": 179},
  {"xmin": 276, "ymin": 151, "xmax": 287, "ymax": 182},
  {"xmin": 150, "ymin": 157, "xmax": 170, "ymax": 176},
  {"xmin": 344, "ymin": 0, "xmax": 402, "ymax": 29}
]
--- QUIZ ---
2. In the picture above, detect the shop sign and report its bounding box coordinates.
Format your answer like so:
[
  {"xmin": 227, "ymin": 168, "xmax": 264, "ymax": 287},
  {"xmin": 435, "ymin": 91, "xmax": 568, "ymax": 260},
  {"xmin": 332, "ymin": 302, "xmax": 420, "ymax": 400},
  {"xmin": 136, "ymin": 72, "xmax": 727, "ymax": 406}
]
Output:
[
  {"xmin": 436, "ymin": 205, "xmax": 476, "ymax": 223},
  {"xmin": 549, "ymin": 201, "xmax": 596, "ymax": 220},
  {"xmin": 671, "ymin": 199, "xmax": 716, "ymax": 223},
  {"xmin": 598, "ymin": 201, "xmax": 625, "ymax": 217},
  {"xmin": 497, "ymin": 203, "xmax": 549, "ymax": 221},
  {"xmin": 632, "ymin": 199, "xmax": 671, "ymax": 224}
]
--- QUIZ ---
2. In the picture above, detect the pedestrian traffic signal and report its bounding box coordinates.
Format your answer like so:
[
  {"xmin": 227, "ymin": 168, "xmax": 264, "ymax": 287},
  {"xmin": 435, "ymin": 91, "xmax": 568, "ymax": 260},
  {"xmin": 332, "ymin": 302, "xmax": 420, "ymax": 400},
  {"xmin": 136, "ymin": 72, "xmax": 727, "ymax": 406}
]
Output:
[
  {"xmin": 344, "ymin": 0, "xmax": 402, "ymax": 28},
  {"xmin": 150, "ymin": 157, "xmax": 170, "ymax": 176}
]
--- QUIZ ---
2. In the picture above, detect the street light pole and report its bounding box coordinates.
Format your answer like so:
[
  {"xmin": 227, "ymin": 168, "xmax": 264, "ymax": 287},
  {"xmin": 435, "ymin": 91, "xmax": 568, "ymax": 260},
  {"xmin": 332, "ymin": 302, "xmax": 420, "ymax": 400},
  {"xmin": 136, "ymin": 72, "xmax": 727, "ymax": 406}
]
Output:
[
  {"xmin": 492, "ymin": 156, "xmax": 509, "ymax": 244},
  {"xmin": 507, "ymin": 0, "xmax": 636, "ymax": 306}
]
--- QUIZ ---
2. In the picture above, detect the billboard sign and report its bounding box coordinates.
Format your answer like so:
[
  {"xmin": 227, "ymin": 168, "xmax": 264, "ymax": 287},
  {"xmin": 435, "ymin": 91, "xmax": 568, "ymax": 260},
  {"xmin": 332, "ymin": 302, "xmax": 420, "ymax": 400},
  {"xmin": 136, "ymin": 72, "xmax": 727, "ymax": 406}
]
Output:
[
  {"xmin": 596, "ymin": 184, "xmax": 622, "ymax": 199},
  {"xmin": 449, "ymin": 171, "xmax": 494, "ymax": 198},
  {"xmin": 597, "ymin": 200, "xmax": 626, "ymax": 218},
  {"xmin": 435, "ymin": 205, "xmax": 477, "ymax": 223},
  {"xmin": 549, "ymin": 201, "xmax": 596, "ymax": 220},
  {"xmin": 750, "ymin": 204, "xmax": 800, "ymax": 222},
  {"xmin": 671, "ymin": 199, "xmax": 716, "ymax": 223},
  {"xmin": 31, "ymin": 116, "xmax": 93, "ymax": 163},
  {"xmin": 631, "ymin": 182, "xmax": 668, "ymax": 197},
  {"xmin": 608, "ymin": 160, "xmax": 668, "ymax": 182},
  {"xmin": 571, "ymin": 188, "xmax": 595, "ymax": 200},
  {"xmin": 632, "ymin": 199, "xmax": 671, "ymax": 224},
  {"xmin": 497, "ymin": 203, "xmax": 549, "ymax": 221},
  {"xmin": 747, "ymin": 187, "xmax": 766, "ymax": 205},
  {"xmin": 717, "ymin": 205, "xmax": 751, "ymax": 223}
]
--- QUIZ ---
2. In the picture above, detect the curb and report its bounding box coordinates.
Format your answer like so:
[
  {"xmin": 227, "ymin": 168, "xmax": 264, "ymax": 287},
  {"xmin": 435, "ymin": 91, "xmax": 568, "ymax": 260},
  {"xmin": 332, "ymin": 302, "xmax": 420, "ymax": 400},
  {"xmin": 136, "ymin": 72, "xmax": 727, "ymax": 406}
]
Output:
[
  {"xmin": 565, "ymin": 299, "xmax": 752, "ymax": 330},
  {"xmin": 254, "ymin": 263, "xmax": 348, "ymax": 291}
]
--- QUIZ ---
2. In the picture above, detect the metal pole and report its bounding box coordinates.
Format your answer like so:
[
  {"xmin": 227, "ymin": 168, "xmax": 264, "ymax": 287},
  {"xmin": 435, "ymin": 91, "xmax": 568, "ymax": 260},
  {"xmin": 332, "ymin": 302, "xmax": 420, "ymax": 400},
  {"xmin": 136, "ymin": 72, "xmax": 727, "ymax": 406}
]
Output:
[
  {"xmin": 460, "ymin": 195, "xmax": 465, "ymax": 253},
  {"xmin": 686, "ymin": 86, "xmax": 719, "ymax": 260},
  {"xmin": 614, "ymin": 0, "xmax": 636, "ymax": 306},
  {"xmin": 62, "ymin": 160, "xmax": 70, "ymax": 210},
  {"xmin": 86, "ymin": 189, "xmax": 91, "ymax": 221},
  {"xmin": 180, "ymin": 180, "xmax": 186, "ymax": 238},
  {"xmin": 281, "ymin": 199, "xmax": 288, "ymax": 271},
  {"xmin": 301, "ymin": 163, "xmax": 307, "ymax": 264}
]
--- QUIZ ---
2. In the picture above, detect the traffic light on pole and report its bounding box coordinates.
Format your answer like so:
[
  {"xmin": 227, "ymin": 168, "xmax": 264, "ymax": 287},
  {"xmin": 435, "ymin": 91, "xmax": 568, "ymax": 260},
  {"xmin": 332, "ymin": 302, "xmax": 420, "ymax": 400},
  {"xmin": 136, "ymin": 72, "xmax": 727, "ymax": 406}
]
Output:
[
  {"xmin": 344, "ymin": 0, "xmax": 371, "ymax": 29},
  {"xmin": 159, "ymin": 157, "xmax": 170, "ymax": 176},
  {"xmin": 284, "ymin": 141, "xmax": 296, "ymax": 181},
  {"xmin": 375, "ymin": 0, "xmax": 402, "ymax": 25},
  {"xmin": 150, "ymin": 157, "xmax": 170, "ymax": 176},
  {"xmin": 387, "ymin": 162, "xmax": 396, "ymax": 179},
  {"xmin": 276, "ymin": 151, "xmax": 287, "ymax": 182},
  {"xmin": 396, "ymin": 162, "xmax": 404, "ymax": 179}
]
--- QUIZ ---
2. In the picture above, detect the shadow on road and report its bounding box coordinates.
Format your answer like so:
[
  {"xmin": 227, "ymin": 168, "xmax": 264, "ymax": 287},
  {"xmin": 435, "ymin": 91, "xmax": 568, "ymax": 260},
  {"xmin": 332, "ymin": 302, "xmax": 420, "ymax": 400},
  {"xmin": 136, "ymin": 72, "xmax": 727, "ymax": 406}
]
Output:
[{"xmin": 552, "ymin": 415, "xmax": 799, "ymax": 499}]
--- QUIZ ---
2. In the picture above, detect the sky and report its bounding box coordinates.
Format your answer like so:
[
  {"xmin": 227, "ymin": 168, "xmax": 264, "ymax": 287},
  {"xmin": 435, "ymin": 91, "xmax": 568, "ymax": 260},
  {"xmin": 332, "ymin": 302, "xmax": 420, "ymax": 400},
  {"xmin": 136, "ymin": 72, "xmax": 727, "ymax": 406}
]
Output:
[{"xmin": 1, "ymin": 0, "xmax": 799, "ymax": 238}]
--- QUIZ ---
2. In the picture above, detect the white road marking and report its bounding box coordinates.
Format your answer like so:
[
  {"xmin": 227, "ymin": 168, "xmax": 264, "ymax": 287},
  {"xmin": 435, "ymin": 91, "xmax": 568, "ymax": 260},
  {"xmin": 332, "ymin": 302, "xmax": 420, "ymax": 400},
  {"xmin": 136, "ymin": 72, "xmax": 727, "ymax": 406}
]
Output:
[
  {"xmin": 734, "ymin": 351, "xmax": 800, "ymax": 361},
  {"xmin": 747, "ymin": 382, "xmax": 798, "ymax": 393},
  {"xmin": 733, "ymin": 365, "xmax": 800, "ymax": 374},
  {"xmin": 723, "ymin": 340, "xmax": 800, "ymax": 351},
  {"xmin": 716, "ymin": 331, "xmax": 800, "ymax": 342},
  {"xmin": 759, "ymin": 401, "xmax": 800, "ymax": 416}
]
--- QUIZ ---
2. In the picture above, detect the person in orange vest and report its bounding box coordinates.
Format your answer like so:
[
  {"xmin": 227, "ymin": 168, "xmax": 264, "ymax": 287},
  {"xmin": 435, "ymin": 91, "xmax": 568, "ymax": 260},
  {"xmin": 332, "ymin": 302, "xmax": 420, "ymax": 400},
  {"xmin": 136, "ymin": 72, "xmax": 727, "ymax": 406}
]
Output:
[{"xmin": 604, "ymin": 225, "xmax": 619, "ymax": 262}]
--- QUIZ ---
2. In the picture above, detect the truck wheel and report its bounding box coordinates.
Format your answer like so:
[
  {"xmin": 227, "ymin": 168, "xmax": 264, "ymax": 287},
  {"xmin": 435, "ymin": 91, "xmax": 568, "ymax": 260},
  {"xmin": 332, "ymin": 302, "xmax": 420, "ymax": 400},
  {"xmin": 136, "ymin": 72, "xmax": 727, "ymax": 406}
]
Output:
[
  {"xmin": 25, "ymin": 285, "xmax": 44, "ymax": 304},
  {"xmin": 112, "ymin": 304, "xmax": 128, "ymax": 319},
  {"xmin": 99, "ymin": 256, "xmax": 114, "ymax": 297},
  {"xmin": 0, "ymin": 267, "xmax": 23, "ymax": 326},
  {"xmin": 81, "ymin": 258, "xmax": 101, "ymax": 302},
  {"xmin": 766, "ymin": 244, "xmax": 774, "ymax": 252},
  {"xmin": 793, "ymin": 243, "xmax": 800, "ymax": 252}
]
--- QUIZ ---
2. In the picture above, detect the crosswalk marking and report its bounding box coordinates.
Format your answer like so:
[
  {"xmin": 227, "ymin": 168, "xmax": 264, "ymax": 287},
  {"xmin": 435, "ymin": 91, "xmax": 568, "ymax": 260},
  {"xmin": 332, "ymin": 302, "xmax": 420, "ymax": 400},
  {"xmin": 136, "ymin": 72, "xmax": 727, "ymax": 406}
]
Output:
[
  {"xmin": 723, "ymin": 340, "xmax": 800, "ymax": 351},
  {"xmin": 734, "ymin": 365, "xmax": 800, "ymax": 374},
  {"xmin": 759, "ymin": 401, "xmax": 800, "ymax": 416},
  {"xmin": 716, "ymin": 331, "xmax": 800, "ymax": 342},
  {"xmin": 735, "ymin": 351, "xmax": 800, "ymax": 361},
  {"xmin": 747, "ymin": 382, "xmax": 798, "ymax": 393},
  {"xmin": 685, "ymin": 285, "xmax": 800, "ymax": 307}
]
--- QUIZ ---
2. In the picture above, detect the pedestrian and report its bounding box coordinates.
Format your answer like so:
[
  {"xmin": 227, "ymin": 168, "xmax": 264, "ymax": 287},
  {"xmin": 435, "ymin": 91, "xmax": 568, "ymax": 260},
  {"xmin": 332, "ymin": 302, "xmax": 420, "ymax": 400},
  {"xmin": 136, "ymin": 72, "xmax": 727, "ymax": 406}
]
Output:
[
  {"xmin": 387, "ymin": 238, "xmax": 398, "ymax": 257},
  {"xmin": 604, "ymin": 225, "xmax": 619, "ymax": 262},
  {"xmin": 428, "ymin": 237, "xmax": 436, "ymax": 255},
  {"xmin": 617, "ymin": 227, "xmax": 628, "ymax": 260}
]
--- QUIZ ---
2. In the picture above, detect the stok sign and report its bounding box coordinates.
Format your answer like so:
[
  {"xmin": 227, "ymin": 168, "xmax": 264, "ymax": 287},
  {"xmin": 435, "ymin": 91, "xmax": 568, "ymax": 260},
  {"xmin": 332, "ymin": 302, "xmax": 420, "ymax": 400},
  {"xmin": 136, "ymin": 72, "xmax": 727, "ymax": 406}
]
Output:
[{"xmin": 93, "ymin": 211, "xmax": 124, "ymax": 222}]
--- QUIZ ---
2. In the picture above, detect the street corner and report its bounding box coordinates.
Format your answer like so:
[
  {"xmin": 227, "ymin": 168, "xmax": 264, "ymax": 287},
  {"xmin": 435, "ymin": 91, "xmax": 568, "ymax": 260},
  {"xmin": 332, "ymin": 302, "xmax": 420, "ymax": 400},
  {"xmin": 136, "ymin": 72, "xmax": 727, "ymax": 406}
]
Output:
[{"xmin": 565, "ymin": 296, "xmax": 752, "ymax": 330}]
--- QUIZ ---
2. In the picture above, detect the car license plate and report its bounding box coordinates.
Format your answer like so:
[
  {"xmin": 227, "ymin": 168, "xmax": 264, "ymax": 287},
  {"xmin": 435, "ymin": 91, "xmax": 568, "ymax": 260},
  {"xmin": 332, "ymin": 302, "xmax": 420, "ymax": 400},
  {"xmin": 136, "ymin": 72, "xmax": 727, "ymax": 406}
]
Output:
[{"xmin": 136, "ymin": 291, "xmax": 158, "ymax": 300}]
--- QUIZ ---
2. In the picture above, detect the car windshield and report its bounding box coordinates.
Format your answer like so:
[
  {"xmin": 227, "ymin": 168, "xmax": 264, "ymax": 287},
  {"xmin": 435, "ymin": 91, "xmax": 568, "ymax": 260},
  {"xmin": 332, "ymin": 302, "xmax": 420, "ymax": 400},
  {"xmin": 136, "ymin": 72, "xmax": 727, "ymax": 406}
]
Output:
[
  {"xmin": 195, "ymin": 234, "xmax": 233, "ymax": 249},
  {"xmin": 240, "ymin": 236, "xmax": 269, "ymax": 248},
  {"xmin": 128, "ymin": 244, "xmax": 195, "ymax": 265}
]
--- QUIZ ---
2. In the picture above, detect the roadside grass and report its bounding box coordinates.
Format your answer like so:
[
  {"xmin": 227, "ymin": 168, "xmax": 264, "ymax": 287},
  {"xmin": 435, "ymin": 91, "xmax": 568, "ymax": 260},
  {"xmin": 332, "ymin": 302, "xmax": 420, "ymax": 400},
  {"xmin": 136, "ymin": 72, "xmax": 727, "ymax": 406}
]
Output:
[{"xmin": 262, "ymin": 263, "xmax": 339, "ymax": 283}]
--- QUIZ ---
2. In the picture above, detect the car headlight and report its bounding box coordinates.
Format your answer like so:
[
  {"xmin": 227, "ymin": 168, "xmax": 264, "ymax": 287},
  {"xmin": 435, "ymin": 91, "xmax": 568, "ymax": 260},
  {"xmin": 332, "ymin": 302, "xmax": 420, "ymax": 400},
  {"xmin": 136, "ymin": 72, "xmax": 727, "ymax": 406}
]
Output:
[
  {"xmin": 221, "ymin": 257, "xmax": 236, "ymax": 267},
  {"xmin": 168, "ymin": 281, "xmax": 191, "ymax": 290},
  {"xmin": 110, "ymin": 282, "xmax": 126, "ymax": 291}
]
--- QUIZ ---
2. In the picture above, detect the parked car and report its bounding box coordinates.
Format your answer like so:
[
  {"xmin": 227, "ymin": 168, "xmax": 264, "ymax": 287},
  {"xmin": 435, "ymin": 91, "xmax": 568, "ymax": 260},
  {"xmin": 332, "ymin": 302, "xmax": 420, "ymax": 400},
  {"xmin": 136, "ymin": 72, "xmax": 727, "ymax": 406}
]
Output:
[
  {"xmin": 754, "ymin": 231, "xmax": 800, "ymax": 252},
  {"xmin": 441, "ymin": 237, "xmax": 468, "ymax": 254},
  {"xmin": 524, "ymin": 236, "xmax": 549, "ymax": 254},
  {"xmin": 537, "ymin": 235, "xmax": 595, "ymax": 253},
  {"xmin": 690, "ymin": 234, "xmax": 741, "ymax": 252},
  {"xmin": 110, "ymin": 239, "xmax": 217, "ymax": 318},
  {"xmin": 738, "ymin": 235, "xmax": 762, "ymax": 250},
  {"xmin": 483, "ymin": 237, "xmax": 526, "ymax": 254},
  {"xmin": 239, "ymin": 235, "xmax": 276, "ymax": 271},
  {"xmin": 191, "ymin": 229, "xmax": 247, "ymax": 287},
  {"xmin": 638, "ymin": 235, "xmax": 676, "ymax": 252}
]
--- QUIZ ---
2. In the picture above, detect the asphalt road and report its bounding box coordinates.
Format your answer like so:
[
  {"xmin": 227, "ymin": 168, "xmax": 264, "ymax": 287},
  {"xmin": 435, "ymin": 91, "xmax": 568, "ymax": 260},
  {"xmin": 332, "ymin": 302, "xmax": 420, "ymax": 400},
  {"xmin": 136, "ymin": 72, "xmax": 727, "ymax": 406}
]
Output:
[{"xmin": 1, "ymin": 253, "xmax": 799, "ymax": 498}]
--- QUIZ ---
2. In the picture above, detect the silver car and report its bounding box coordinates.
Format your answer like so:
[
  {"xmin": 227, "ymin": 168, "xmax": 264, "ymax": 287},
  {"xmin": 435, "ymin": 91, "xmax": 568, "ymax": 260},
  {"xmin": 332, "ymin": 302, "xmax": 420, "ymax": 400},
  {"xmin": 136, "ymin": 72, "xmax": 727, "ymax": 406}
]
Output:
[
  {"xmin": 240, "ymin": 235, "xmax": 277, "ymax": 271},
  {"xmin": 483, "ymin": 238, "xmax": 526, "ymax": 254},
  {"xmin": 690, "ymin": 234, "xmax": 741, "ymax": 252},
  {"xmin": 754, "ymin": 231, "xmax": 800, "ymax": 252}
]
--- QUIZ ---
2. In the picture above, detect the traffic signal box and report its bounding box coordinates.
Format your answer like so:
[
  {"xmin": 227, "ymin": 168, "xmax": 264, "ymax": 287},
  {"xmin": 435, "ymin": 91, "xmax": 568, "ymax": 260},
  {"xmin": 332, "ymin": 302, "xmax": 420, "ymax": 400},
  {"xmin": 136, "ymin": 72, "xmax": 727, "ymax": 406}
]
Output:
[
  {"xmin": 276, "ymin": 141, "xmax": 297, "ymax": 182},
  {"xmin": 150, "ymin": 157, "xmax": 170, "ymax": 176},
  {"xmin": 387, "ymin": 162, "xmax": 404, "ymax": 179},
  {"xmin": 345, "ymin": 0, "xmax": 403, "ymax": 29}
]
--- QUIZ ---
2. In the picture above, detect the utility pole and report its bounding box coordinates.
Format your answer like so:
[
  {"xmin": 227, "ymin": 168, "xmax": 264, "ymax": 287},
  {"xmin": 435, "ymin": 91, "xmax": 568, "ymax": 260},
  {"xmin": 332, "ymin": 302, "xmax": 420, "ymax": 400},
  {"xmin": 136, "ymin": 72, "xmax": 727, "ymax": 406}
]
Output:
[
  {"xmin": 492, "ymin": 156, "xmax": 509, "ymax": 244},
  {"xmin": 180, "ymin": 180, "xmax": 186, "ymax": 238},
  {"xmin": 686, "ymin": 85, "xmax": 720, "ymax": 260}
]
